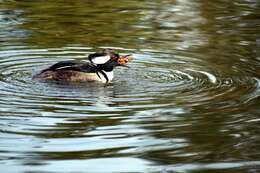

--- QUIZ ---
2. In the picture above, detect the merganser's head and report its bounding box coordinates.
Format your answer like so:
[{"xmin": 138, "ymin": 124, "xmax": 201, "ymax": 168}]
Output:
[{"xmin": 88, "ymin": 49, "xmax": 134, "ymax": 71}]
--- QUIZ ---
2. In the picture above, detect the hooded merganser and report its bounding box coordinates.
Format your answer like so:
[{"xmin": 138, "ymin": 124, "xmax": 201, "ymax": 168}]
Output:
[{"xmin": 32, "ymin": 49, "xmax": 133, "ymax": 83}]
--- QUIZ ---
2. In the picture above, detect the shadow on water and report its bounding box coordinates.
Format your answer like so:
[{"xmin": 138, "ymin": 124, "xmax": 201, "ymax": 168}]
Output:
[{"xmin": 1, "ymin": 0, "xmax": 260, "ymax": 173}]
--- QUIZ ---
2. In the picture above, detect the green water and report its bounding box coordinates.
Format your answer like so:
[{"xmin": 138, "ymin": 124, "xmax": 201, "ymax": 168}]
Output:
[{"xmin": 0, "ymin": 0, "xmax": 260, "ymax": 172}]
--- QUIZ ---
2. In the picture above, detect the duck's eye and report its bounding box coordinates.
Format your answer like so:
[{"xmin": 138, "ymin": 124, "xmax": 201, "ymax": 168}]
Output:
[{"xmin": 111, "ymin": 54, "xmax": 120, "ymax": 60}]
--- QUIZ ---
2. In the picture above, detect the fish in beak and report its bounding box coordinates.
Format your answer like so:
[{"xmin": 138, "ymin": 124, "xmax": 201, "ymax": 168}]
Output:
[{"xmin": 117, "ymin": 54, "xmax": 134, "ymax": 68}]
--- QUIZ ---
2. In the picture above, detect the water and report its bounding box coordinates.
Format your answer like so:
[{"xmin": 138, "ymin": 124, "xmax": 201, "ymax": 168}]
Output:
[{"xmin": 1, "ymin": 0, "xmax": 260, "ymax": 172}]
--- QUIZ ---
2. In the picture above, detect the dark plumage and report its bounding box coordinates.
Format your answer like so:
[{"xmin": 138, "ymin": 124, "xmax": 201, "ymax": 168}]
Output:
[{"xmin": 33, "ymin": 49, "xmax": 133, "ymax": 83}]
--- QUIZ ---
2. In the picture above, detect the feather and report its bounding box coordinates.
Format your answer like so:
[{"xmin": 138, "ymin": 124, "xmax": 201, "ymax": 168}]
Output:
[
  {"xmin": 90, "ymin": 55, "xmax": 111, "ymax": 64},
  {"xmin": 42, "ymin": 60, "xmax": 97, "ymax": 73}
]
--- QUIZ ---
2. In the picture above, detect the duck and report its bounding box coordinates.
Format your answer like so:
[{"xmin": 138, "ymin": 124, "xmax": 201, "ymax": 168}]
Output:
[{"xmin": 32, "ymin": 49, "xmax": 133, "ymax": 83}]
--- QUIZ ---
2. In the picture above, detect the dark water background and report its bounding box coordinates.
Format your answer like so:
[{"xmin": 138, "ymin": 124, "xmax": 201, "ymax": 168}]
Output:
[{"xmin": 1, "ymin": 0, "xmax": 260, "ymax": 172}]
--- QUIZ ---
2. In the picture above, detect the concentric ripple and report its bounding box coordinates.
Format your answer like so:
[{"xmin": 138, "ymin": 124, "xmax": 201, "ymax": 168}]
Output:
[
  {"xmin": 1, "ymin": 0, "xmax": 260, "ymax": 172},
  {"xmin": 1, "ymin": 46, "xmax": 260, "ymax": 172},
  {"xmin": 0, "ymin": 46, "xmax": 259, "ymax": 117},
  {"xmin": 1, "ymin": 46, "xmax": 259, "ymax": 122}
]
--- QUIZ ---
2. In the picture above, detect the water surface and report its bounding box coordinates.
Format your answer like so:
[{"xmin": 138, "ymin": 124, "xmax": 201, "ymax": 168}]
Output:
[{"xmin": 1, "ymin": 0, "xmax": 260, "ymax": 172}]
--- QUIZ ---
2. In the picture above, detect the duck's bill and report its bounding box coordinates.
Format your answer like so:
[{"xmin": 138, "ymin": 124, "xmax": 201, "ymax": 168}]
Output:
[
  {"xmin": 123, "ymin": 54, "xmax": 134, "ymax": 61},
  {"xmin": 117, "ymin": 54, "xmax": 134, "ymax": 67}
]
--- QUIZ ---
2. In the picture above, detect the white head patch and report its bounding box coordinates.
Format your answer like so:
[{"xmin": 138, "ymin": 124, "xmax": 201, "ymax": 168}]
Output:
[{"xmin": 91, "ymin": 55, "xmax": 111, "ymax": 64}]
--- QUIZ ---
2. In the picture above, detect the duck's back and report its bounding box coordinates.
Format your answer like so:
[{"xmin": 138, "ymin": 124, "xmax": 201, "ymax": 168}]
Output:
[{"xmin": 33, "ymin": 60, "xmax": 103, "ymax": 82}]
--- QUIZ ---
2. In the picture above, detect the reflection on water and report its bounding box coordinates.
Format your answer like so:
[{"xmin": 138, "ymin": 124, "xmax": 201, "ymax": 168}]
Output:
[{"xmin": 1, "ymin": 0, "xmax": 260, "ymax": 173}]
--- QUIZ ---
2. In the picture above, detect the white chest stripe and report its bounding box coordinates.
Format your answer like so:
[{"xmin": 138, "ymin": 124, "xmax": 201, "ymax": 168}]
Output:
[
  {"xmin": 56, "ymin": 65, "xmax": 74, "ymax": 70},
  {"xmin": 104, "ymin": 71, "xmax": 114, "ymax": 81},
  {"xmin": 97, "ymin": 71, "xmax": 114, "ymax": 83}
]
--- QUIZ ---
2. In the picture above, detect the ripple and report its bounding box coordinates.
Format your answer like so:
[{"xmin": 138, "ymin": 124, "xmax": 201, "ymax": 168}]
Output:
[
  {"xmin": 1, "ymin": 0, "xmax": 260, "ymax": 172},
  {"xmin": 1, "ymin": 46, "xmax": 259, "ymax": 113},
  {"xmin": 1, "ymin": 46, "xmax": 260, "ymax": 173}
]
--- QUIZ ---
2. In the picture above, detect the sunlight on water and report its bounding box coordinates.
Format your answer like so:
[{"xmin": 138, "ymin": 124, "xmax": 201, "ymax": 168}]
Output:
[{"xmin": 0, "ymin": 0, "xmax": 260, "ymax": 173}]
